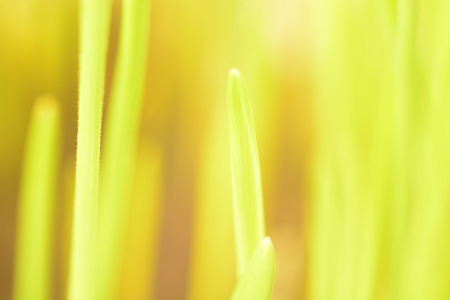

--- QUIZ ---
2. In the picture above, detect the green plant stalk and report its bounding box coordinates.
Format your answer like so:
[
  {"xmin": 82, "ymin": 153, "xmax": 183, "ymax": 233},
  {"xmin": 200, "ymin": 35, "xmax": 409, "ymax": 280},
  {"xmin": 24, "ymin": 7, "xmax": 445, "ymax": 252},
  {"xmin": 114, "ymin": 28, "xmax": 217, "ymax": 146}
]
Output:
[
  {"xmin": 95, "ymin": 0, "xmax": 151, "ymax": 298},
  {"xmin": 309, "ymin": 5, "xmax": 354, "ymax": 298},
  {"xmin": 356, "ymin": 84, "xmax": 392, "ymax": 300},
  {"xmin": 390, "ymin": 0, "xmax": 416, "ymax": 297},
  {"xmin": 310, "ymin": 2, "xmax": 450, "ymax": 300},
  {"xmin": 308, "ymin": 145, "xmax": 336, "ymax": 300},
  {"xmin": 230, "ymin": 237, "xmax": 275, "ymax": 300},
  {"xmin": 227, "ymin": 68, "xmax": 265, "ymax": 277},
  {"xmin": 67, "ymin": 0, "xmax": 111, "ymax": 299},
  {"xmin": 403, "ymin": 2, "xmax": 450, "ymax": 298},
  {"xmin": 188, "ymin": 107, "xmax": 235, "ymax": 300},
  {"xmin": 13, "ymin": 96, "xmax": 60, "ymax": 300}
]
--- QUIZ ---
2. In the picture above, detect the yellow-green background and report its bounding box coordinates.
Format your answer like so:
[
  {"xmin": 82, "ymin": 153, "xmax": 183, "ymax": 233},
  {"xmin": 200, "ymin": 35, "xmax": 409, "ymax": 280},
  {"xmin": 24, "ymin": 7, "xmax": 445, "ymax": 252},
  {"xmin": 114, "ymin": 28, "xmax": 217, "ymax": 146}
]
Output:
[
  {"xmin": 3, "ymin": 0, "xmax": 449, "ymax": 299},
  {"xmin": 0, "ymin": 0, "xmax": 310, "ymax": 299}
]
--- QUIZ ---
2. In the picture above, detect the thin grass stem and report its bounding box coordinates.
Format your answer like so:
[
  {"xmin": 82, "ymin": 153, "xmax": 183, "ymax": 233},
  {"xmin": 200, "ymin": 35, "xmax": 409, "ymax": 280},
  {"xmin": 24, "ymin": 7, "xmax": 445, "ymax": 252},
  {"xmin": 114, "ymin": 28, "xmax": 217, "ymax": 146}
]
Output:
[
  {"xmin": 67, "ymin": 0, "xmax": 111, "ymax": 299},
  {"xmin": 227, "ymin": 68, "xmax": 266, "ymax": 278},
  {"xmin": 95, "ymin": 0, "xmax": 151, "ymax": 298},
  {"xmin": 13, "ymin": 96, "xmax": 60, "ymax": 300}
]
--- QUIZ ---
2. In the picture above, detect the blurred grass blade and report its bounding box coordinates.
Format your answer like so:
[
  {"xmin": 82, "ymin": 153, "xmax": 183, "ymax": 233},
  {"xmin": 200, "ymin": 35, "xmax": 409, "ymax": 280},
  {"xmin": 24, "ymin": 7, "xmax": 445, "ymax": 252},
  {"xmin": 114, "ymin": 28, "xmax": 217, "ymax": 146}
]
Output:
[
  {"xmin": 230, "ymin": 237, "xmax": 275, "ymax": 300},
  {"xmin": 95, "ymin": 0, "xmax": 151, "ymax": 298},
  {"xmin": 227, "ymin": 68, "xmax": 265, "ymax": 277},
  {"xmin": 68, "ymin": 0, "xmax": 111, "ymax": 299},
  {"xmin": 118, "ymin": 139, "xmax": 163, "ymax": 300},
  {"xmin": 13, "ymin": 96, "xmax": 60, "ymax": 300},
  {"xmin": 60, "ymin": 156, "xmax": 76, "ymax": 300},
  {"xmin": 188, "ymin": 107, "xmax": 235, "ymax": 300}
]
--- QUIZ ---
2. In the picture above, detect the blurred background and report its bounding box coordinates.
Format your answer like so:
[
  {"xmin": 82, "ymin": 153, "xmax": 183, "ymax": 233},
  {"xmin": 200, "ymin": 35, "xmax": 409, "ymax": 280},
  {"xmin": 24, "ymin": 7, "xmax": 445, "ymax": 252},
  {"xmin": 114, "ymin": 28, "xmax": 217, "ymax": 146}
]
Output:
[
  {"xmin": 0, "ymin": 0, "xmax": 311, "ymax": 299},
  {"xmin": 4, "ymin": 0, "xmax": 450, "ymax": 299}
]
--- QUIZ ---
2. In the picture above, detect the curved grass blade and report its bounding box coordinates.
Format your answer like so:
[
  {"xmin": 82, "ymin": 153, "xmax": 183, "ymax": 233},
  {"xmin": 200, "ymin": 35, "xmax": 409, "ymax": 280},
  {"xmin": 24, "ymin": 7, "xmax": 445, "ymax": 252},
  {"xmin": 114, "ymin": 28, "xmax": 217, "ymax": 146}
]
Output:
[
  {"xmin": 230, "ymin": 237, "xmax": 275, "ymax": 300},
  {"xmin": 13, "ymin": 96, "xmax": 60, "ymax": 300},
  {"xmin": 95, "ymin": 0, "xmax": 151, "ymax": 298},
  {"xmin": 227, "ymin": 68, "xmax": 265, "ymax": 277},
  {"xmin": 67, "ymin": 0, "xmax": 111, "ymax": 299}
]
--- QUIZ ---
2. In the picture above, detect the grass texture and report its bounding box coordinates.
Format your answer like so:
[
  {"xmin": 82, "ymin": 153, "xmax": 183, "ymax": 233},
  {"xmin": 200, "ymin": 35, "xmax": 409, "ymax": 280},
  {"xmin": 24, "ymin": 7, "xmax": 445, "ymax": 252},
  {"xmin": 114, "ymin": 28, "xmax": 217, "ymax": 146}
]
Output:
[
  {"xmin": 67, "ymin": 0, "xmax": 111, "ymax": 299},
  {"xmin": 12, "ymin": 1, "xmax": 450, "ymax": 299},
  {"xmin": 95, "ymin": 0, "xmax": 151, "ymax": 298},
  {"xmin": 308, "ymin": 1, "xmax": 450, "ymax": 300},
  {"xmin": 13, "ymin": 96, "xmax": 60, "ymax": 300},
  {"xmin": 230, "ymin": 237, "xmax": 275, "ymax": 300},
  {"xmin": 227, "ymin": 68, "xmax": 275, "ymax": 299},
  {"xmin": 227, "ymin": 68, "xmax": 266, "ymax": 276}
]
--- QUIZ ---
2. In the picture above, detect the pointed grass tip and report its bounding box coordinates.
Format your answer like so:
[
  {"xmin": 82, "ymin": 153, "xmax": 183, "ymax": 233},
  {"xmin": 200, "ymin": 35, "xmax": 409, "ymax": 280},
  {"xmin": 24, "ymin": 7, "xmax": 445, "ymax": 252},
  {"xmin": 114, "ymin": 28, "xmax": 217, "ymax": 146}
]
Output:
[
  {"xmin": 259, "ymin": 237, "xmax": 273, "ymax": 253},
  {"xmin": 228, "ymin": 68, "xmax": 244, "ymax": 92},
  {"xmin": 35, "ymin": 95, "xmax": 58, "ymax": 118}
]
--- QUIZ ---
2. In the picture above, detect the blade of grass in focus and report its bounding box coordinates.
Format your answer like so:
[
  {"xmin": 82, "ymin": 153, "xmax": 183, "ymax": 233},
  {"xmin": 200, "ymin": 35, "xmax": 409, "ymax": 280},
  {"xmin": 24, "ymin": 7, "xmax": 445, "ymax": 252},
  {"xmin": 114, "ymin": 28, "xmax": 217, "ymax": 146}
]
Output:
[
  {"xmin": 230, "ymin": 237, "xmax": 275, "ymax": 300},
  {"xmin": 118, "ymin": 139, "xmax": 163, "ymax": 300},
  {"xmin": 13, "ymin": 96, "xmax": 60, "ymax": 300},
  {"xmin": 95, "ymin": 0, "xmax": 151, "ymax": 298},
  {"xmin": 68, "ymin": 0, "xmax": 111, "ymax": 299},
  {"xmin": 227, "ymin": 68, "xmax": 266, "ymax": 277},
  {"xmin": 227, "ymin": 68, "xmax": 275, "ymax": 299},
  {"xmin": 231, "ymin": 0, "xmax": 280, "ymax": 227}
]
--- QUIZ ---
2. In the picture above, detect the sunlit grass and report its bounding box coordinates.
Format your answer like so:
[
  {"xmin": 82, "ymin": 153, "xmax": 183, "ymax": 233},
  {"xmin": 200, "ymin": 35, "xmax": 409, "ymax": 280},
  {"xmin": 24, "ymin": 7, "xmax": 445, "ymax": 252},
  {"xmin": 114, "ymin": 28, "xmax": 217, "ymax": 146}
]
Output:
[
  {"xmin": 227, "ymin": 68, "xmax": 275, "ymax": 299},
  {"xmin": 231, "ymin": 237, "xmax": 275, "ymax": 300},
  {"xmin": 308, "ymin": 1, "xmax": 450, "ymax": 300},
  {"xmin": 7, "ymin": 1, "xmax": 450, "ymax": 299},
  {"xmin": 227, "ymin": 69, "xmax": 266, "ymax": 276},
  {"xmin": 13, "ymin": 96, "xmax": 60, "ymax": 300},
  {"xmin": 68, "ymin": 0, "xmax": 111, "ymax": 299},
  {"xmin": 95, "ymin": 0, "xmax": 151, "ymax": 298}
]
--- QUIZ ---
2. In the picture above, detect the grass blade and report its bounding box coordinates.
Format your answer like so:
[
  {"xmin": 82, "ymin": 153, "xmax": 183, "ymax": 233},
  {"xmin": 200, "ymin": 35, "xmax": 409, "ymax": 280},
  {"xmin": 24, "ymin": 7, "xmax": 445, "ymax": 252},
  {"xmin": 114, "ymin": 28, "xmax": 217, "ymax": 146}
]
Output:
[
  {"xmin": 95, "ymin": 0, "xmax": 151, "ymax": 298},
  {"xmin": 230, "ymin": 237, "xmax": 275, "ymax": 300},
  {"xmin": 227, "ymin": 68, "xmax": 265, "ymax": 277},
  {"xmin": 67, "ymin": 0, "xmax": 111, "ymax": 299},
  {"xmin": 13, "ymin": 96, "xmax": 60, "ymax": 300}
]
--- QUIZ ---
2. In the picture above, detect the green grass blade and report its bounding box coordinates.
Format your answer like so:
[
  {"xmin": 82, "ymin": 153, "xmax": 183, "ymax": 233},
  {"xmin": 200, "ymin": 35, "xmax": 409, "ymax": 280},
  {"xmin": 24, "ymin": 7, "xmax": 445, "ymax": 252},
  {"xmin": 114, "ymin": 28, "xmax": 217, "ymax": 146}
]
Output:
[
  {"xmin": 68, "ymin": 0, "xmax": 111, "ymax": 299},
  {"xmin": 230, "ymin": 237, "xmax": 275, "ymax": 300},
  {"xmin": 13, "ymin": 96, "xmax": 60, "ymax": 300},
  {"xmin": 227, "ymin": 68, "xmax": 265, "ymax": 277},
  {"xmin": 95, "ymin": 0, "xmax": 151, "ymax": 298}
]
